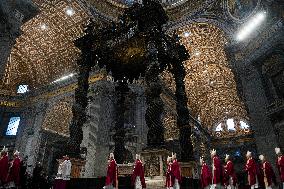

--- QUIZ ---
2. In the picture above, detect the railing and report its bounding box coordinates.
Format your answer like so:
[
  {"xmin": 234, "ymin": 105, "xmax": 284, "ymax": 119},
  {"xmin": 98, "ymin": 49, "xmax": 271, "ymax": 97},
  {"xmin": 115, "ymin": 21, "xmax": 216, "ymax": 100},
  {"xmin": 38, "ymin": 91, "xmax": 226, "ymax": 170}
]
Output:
[{"xmin": 214, "ymin": 129, "xmax": 253, "ymax": 138}]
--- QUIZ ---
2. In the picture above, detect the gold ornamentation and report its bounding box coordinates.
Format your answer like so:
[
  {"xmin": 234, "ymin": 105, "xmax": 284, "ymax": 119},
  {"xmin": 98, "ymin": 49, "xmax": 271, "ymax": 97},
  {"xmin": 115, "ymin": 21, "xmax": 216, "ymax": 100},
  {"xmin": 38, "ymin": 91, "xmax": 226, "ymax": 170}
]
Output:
[
  {"xmin": 163, "ymin": 112, "xmax": 179, "ymax": 140},
  {"xmin": 117, "ymin": 164, "xmax": 134, "ymax": 176},
  {"xmin": 42, "ymin": 101, "xmax": 73, "ymax": 136},
  {"xmin": 0, "ymin": 101, "xmax": 21, "ymax": 107},
  {"xmin": 29, "ymin": 73, "xmax": 104, "ymax": 103},
  {"xmin": 3, "ymin": 0, "xmax": 89, "ymax": 88},
  {"xmin": 174, "ymin": 23, "xmax": 248, "ymax": 132}
]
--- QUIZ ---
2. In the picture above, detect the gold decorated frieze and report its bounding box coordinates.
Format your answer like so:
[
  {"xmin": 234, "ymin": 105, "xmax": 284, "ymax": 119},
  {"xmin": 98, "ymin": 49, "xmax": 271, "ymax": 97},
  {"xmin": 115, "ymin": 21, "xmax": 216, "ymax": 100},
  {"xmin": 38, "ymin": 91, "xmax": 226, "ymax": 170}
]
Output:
[
  {"xmin": 29, "ymin": 73, "xmax": 104, "ymax": 103},
  {"xmin": 0, "ymin": 100, "xmax": 21, "ymax": 107}
]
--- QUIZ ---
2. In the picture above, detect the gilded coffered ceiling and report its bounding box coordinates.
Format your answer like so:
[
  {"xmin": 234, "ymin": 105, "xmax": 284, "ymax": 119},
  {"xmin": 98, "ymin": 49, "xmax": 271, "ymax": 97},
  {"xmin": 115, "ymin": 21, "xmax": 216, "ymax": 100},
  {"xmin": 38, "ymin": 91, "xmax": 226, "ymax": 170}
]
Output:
[
  {"xmin": 161, "ymin": 23, "xmax": 248, "ymax": 131},
  {"xmin": 178, "ymin": 23, "xmax": 248, "ymax": 130},
  {"xmin": 2, "ymin": 0, "xmax": 90, "ymax": 89}
]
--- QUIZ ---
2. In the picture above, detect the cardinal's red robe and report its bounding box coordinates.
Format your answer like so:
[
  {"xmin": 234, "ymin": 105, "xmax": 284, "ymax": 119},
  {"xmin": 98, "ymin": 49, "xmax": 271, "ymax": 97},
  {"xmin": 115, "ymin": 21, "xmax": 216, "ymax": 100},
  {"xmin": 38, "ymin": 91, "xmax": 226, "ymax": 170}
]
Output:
[
  {"xmin": 277, "ymin": 155, "xmax": 284, "ymax": 182},
  {"xmin": 166, "ymin": 163, "xmax": 174, "ymax": 188},
  {"xmin": 201, "ymin": 163, "xmax": 212, "ymax": 189},
  {"xmin": 172, "ymin": 159, "xmax": 181, "ymax": 184},
  {"xmin": 261, "ymin": 161, "xmax": 275, "ymax": 187},
  {"xmin": 105, "ymin": 159, "xmax": 117, "ymax": 187},
  {"xmin": 245, "ymin": 158, "xmax": 258, "ymax": 186},
  {"xmin": 0, "ymin": 154, "xmax": 9, "ymax": 184},
  {"xmin": 224, "ymin": 160, "xmax": 237, "ymax": 186},
  {"xmin": 131, "ymin": 159, "xmax": 146, "ymax": 188},
  {"xmin": 7, "ymin": 157, "xmax": 21, "ymax": 186},
  {"xmin": 212, "ymin": 155, "xmax": 222, "ymax": 185}
]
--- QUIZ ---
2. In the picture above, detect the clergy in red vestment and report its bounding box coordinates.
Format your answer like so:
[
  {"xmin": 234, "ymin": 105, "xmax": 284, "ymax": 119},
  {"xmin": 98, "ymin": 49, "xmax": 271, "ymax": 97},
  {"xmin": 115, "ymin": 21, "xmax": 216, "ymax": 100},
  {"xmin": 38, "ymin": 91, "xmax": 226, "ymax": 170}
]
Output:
[
  {"xmin": 224, "ymin": 154, "xmax": 237, "ymax": 189},
  {"xmin": 131, "ymin": 154, "xmax": 146, "ymax": 189},
  {"xmin": 200, "ymin": 157, "xmax": 212, "ymax": 189},
  {"xmin": 104, "ymin": 153, "xmax": 117, "ymax": 189},
  {"xmin": 259, "ymin": 154, "xmax": 276, "ymax": 189},
  {"xmin": 166, "ymin": 156, "xmax": 173, "ymax": 189},
  {"xmin": 0, "ymin": 146, "xmax": 9, "ymax": 186},
  {"xmin": 171, "ymin": 153, "xmax": 181, "ymax": 189},
  {"xmin": 275, "ymin": 147, "xmax": 284, "ymax": 189},
  {"xmin": 245, "ymin": 151, "xmax": 259, "ymax": 189},
  {"xmin": 211, "ymin": 149, "xmax": 223, "ymax": 189},
  {"xmin": 6, "ymin": 150, "xmax": 21, "ymax": 188}
]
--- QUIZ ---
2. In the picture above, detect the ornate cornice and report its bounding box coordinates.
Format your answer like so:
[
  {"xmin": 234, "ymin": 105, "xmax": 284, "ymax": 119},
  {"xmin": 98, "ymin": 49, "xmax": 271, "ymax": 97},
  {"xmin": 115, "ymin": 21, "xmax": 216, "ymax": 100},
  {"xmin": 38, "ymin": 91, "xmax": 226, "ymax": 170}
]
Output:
[{"xmin": 29, "ymin": 73, "xmax": 104, "ymax": 103}]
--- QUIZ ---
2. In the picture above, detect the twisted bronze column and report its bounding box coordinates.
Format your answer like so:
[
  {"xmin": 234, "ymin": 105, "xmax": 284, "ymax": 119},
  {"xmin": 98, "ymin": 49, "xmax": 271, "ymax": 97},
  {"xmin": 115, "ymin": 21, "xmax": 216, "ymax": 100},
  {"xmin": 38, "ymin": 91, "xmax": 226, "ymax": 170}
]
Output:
[
  {"xmin": 172, "ymin": 61, "xmax": 194, "ymax": 161},
  {"xmin": 113, "ymin": 80, "xmax": 129, "ymax": 163}
]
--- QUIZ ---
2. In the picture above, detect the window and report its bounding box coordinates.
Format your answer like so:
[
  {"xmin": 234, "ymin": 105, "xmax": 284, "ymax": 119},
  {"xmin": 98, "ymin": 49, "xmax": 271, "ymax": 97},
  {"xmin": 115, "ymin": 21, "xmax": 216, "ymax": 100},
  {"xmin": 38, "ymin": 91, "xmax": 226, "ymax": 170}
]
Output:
[
  {"xmin": 215, "ymin": 123, "xmax": 222, "ymax": 131},
  {"xmin": 240, "ymin": 121, "xmax": 249, "ymax": 129},
  {"xmin": 215, "ymin": 118, "xmax": 250, "ymax": 132},
  {"xmin": 17, "ymin": 85, "xmax": 28, "ymax": 94},
  {"xmin": 227, "ymin": 119, "xmax": 235, "ymax": 131},
  {"xmin": 6, "ymin": 117, "xmax": 21, "ymax": 136}
]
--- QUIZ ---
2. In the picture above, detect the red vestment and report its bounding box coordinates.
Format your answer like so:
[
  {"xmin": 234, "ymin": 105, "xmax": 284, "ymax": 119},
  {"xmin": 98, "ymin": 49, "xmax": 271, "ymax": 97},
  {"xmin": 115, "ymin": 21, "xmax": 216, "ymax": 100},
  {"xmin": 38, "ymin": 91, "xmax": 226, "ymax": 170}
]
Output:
[
  {"xmin": 277, "ymin": 155, "xmax": 284, "ymax": 182},
  {"xmin": 131, "ymin": 159, "xmax": 146, "ymax": 188},
  {"xmin": 171, "ymin": 159, "xmax": 181, "ymax": 184},
  {"xmin": 261, "ymin": 161, "xmax": 275, "ymax": 187},
  {"xmin": 212, "ymin": 155, "xmax": 222, "ymax": 184},
  {"xmin": 0, "ymin": 154, "xmax": 9, "ymax": 184},
  {"xmin": 54, "ymin": 180, "xmax": 67, "ymax": 189},
  {"xmin": 201, "ymin": 163, "xmax": 212, "ymax": 189},
  {"xmin": 224, "ymin": 160, "xmax": 237, "ymax": 186},
  {"xmin": 7, "ymin": 157, "xmax": 21, "ymax": 186},
  {"xmin": 165, "ymin": 163, "xmax": 173, "ymax": 187},
  {"xmin": 245, "ymin": 158, "xmax": 257, "ymax": 186},
  {"xmin": 105, "ymin": 159, "xmax": 117, "ymax": 187}
]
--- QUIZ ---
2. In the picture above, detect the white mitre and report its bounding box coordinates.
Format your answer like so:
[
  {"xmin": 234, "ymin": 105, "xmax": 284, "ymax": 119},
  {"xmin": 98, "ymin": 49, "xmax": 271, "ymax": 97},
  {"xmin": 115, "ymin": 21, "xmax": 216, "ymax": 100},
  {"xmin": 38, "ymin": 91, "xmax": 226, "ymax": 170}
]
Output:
[
  {"xmin": 172, "ymin": 152, "xmax": 177, "ymax": 159},
  {"xmin": 225, "ymin": 154, "xmax": 230, "ymax": 161},
  {"xmin": 200, "ymin": 157, "xmax": 204, "ymax": 165},
  {"xmin": 14, "ymin": 150, "xmax": 20, "ymax": 156},
  {"xmin": 246, "ymin": 151, "xmax": 252, "ymax": 157},
  {"xmin": 1, "ymin": 146, "xmax": 8, "ymax": 153},
  {"xmin": 259, "ymin": 154, "xmax": 265, "ymax": 161},
  {"xmin": 136, "ymin": 154, "xmax": 140, "ymax": 160},
  {"xmin": 210, "ymin": 149, "xmax": 217, "ymax": 156},
  {"xmin": 167, "ymin": 156, "xmax": 172, "ymax": 162},
  {"xmin": 275, "ymin": 147, "xmax": 281, "ymax": 155}
]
